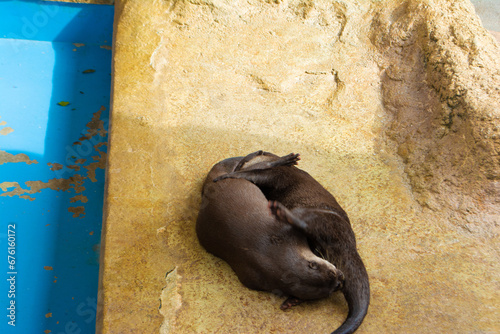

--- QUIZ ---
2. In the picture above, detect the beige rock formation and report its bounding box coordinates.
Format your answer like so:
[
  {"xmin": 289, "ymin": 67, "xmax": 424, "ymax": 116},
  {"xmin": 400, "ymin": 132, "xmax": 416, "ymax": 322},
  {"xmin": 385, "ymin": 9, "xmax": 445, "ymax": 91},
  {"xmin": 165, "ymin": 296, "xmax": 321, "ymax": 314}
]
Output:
[{"xmin": 97, "ymin": 0, "xmax": 499, "ymax": 333}]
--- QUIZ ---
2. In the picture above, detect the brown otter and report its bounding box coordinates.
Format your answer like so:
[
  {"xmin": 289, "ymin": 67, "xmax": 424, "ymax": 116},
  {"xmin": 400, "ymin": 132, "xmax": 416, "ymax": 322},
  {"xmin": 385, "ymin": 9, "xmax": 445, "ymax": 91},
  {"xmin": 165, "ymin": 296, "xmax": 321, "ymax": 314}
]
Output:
[
  {"xmin": 214, "ymin": 151, "xmax": 370, "ymax": 334},
  {"xmin": 196, "ymin": 152, "xmax": 344, "ymax": 309}
]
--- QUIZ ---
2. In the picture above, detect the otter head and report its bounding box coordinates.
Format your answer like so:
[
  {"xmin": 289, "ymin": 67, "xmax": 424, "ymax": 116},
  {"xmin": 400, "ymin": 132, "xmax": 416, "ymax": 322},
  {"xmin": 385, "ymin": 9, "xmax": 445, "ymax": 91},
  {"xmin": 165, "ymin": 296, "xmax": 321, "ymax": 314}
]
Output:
[{"xmin": 277, "ymin": 250, "xmax": 344, "ymax": 300}]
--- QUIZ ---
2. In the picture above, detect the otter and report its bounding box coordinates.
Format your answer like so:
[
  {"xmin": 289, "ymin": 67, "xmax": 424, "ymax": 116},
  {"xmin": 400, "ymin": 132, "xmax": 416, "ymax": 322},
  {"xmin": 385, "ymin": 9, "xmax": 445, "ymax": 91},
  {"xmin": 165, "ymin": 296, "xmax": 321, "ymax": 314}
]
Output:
[
  {"xmin": 196, "ymin": 152, "xmax": 344, "ymax": 309},
  {"xmin": 214, "ymin": 151, "xmax": 370, "ymax": 334}
]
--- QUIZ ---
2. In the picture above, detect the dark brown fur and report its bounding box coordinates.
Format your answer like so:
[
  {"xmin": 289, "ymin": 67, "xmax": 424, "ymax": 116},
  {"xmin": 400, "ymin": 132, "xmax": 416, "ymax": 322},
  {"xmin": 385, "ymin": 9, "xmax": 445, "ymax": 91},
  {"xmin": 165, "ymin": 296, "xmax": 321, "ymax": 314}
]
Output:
[
  {"xmin": 214, "ymin": 151, "xmax": 370, "ymax": 334},
  {"xmin": 196, "ymin": 153, "xmax": 344, "ymax": 307}
]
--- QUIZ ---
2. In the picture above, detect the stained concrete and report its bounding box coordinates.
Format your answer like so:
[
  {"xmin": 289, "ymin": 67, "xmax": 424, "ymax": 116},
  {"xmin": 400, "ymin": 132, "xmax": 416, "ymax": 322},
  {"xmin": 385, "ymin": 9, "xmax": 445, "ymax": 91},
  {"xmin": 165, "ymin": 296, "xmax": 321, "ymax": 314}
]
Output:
[{"xmin": 97, "ymin": 1, "xmax": 499, "ymax": 333}]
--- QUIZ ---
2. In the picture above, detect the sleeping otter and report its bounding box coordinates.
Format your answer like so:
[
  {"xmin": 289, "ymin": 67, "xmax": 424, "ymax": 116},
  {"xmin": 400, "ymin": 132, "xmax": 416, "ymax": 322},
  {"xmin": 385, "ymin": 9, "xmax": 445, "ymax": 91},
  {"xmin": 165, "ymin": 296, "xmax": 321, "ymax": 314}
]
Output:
[
  {"xmin": 214, "ymin": 151, "xmax": 370, "ymax": 334},
  {"xmin": 196, "ymin": 152, "xmax": 344, "ymax": 309}
]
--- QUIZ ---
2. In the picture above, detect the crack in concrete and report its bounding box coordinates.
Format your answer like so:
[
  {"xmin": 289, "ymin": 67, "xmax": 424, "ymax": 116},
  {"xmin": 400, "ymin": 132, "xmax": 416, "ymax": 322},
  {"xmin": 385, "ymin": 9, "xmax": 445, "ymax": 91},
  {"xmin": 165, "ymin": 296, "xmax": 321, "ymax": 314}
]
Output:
[{"xmin": 159, "ymin": 267, "xmax": 182, "ymax": 334}]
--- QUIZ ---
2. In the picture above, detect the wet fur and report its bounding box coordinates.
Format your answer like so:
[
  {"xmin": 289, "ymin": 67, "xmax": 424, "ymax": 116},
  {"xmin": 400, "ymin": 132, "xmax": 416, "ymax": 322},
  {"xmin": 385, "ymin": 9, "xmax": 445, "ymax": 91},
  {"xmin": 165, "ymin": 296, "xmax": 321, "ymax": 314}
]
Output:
[{"xmin": 214, "ymin": 151, "xmax": 370, "ymax": 334}]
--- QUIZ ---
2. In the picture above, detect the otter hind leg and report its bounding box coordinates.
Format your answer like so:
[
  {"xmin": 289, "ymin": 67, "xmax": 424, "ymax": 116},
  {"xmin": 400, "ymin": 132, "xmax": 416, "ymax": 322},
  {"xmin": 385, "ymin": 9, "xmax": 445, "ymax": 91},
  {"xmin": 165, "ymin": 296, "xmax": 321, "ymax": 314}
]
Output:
[
  {"xmin": 235, "ymin": 152, "xmax": 300, "ymax": 172},
  {"xmin": 213, "ymin": 154, "xmax": 299, "ymax": 184},
  {"xmin": 233, "ymin": 150, "xmax": 264, "ymax": 172},
  {"xmin": 265, "ymin": 153, "xmax": 300, "ymax": 169},
  {"xmin": 212, "ymin": 169, "xmax": 268, "ymax": 183}
]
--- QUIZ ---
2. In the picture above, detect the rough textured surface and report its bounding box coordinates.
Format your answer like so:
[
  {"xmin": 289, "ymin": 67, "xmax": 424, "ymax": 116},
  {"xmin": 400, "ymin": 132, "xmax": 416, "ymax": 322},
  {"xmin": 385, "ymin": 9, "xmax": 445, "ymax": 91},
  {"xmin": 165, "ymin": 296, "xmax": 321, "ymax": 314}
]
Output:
[{"xmin": 97, "ymin": 0, "xmax": 499, "ymax": 333}]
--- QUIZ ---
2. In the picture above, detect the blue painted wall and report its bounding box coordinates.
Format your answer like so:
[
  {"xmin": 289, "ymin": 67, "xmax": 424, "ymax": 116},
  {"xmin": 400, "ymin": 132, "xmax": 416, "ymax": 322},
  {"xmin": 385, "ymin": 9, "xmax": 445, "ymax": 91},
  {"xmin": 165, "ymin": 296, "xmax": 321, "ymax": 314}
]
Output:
[{"xmin": 0, "ymin": 2, "xmax": 114, "ymax": 333}]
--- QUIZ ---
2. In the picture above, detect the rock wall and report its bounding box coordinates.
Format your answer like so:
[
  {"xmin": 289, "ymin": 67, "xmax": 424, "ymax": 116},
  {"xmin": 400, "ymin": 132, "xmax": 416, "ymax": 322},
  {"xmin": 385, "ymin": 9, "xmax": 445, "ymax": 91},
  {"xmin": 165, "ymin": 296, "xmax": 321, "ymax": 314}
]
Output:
[
  {"xmin": 372, "ymin": 0, "xmax": 500, "ymax": 235},
  {"xmin": 97, "ymin": 1, "xmax": 499, "ymax": 333}
]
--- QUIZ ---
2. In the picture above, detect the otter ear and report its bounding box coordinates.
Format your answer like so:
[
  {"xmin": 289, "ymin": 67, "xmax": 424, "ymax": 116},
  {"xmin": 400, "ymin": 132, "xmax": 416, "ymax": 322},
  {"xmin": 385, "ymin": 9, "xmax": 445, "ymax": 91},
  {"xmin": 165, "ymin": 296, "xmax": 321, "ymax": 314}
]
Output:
[{"xmin": 308, "ymin": 261, "xmax": 318, "ymax": 270}]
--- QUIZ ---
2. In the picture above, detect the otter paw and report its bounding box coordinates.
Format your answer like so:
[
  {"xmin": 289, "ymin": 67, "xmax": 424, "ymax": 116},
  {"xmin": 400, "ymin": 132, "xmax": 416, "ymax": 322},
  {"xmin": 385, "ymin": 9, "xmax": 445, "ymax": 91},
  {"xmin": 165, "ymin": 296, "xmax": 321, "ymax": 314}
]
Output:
[
  {"xmin": 280, "ymin": 297, "xmax": 303, "ymax": 311},
  {"xmin": 269, "ymin": 201, "xmax": 293, "ymax": 224},
  {"xmin": 275, "ymin": 153, "xmax": 301, "ymax": 167}
]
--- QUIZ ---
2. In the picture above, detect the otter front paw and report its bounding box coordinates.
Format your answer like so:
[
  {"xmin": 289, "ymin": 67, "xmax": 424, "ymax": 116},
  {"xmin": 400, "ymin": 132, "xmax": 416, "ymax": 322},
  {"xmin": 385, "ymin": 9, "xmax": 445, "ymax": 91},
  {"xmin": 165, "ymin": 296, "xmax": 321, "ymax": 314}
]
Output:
[
  {"xmin": 269, "ymin": 201, "xmax": 293, "ymax": 224},
  {"xmin": 280, "ymin": 297, "xmax": 303, "ymax": 311},
  {"xmin": 269, "ymin": 201, "xmax": 308, "ymax": 230}
]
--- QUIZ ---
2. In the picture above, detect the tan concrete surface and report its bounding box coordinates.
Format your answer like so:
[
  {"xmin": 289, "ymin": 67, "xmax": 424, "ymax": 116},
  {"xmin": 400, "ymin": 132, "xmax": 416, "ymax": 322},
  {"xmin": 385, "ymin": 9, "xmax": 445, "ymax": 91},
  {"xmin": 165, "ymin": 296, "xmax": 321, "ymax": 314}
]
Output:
[{"xmin": 97, "ymin": 1, "xmax": 499, "ymax": 333}]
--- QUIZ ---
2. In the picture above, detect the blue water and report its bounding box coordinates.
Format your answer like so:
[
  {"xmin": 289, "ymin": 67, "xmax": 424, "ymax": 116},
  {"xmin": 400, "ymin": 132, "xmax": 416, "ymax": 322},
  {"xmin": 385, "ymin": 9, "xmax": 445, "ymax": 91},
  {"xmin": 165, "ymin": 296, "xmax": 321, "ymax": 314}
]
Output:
[{"xmin": 0, "ymin": 2, "xmax": 114, "ymax": 333}]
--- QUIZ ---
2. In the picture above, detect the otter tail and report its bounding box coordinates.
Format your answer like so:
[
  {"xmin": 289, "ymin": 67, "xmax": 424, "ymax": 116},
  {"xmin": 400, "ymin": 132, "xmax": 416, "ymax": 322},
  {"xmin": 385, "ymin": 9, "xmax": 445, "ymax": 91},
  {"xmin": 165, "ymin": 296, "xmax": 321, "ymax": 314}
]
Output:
[{"xmin": 332, "ymin": 254, "xmax": 370, "ymax": 334}]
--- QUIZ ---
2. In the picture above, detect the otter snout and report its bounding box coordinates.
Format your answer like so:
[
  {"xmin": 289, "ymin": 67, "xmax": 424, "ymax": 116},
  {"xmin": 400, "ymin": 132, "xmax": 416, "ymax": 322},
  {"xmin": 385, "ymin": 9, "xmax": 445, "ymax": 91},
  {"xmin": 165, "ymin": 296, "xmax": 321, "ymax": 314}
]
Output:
[{"xmin": 329, "ymin": 269, "xmax": 345, "ymax": 291}]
